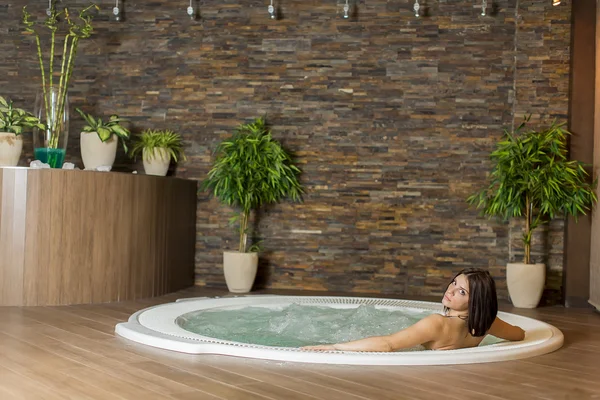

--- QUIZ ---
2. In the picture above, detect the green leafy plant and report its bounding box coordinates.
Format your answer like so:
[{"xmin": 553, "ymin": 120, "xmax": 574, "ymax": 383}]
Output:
[
  {"xmin": 22, "ymin": 1, "xmax": 98, "ymax": 148},
  {"xmin": 129, "ymin": 129, "xmax": 187, "ymax": 162},
  {"xmin": 0, "ymin": 96, "xmax": 45, "ymax": 135},
  {"xmin": 202, "ymin": 117, "xmax": 304, "ymax": 253},
  {"xmin": 75, "ymin": 108, "xmax": 131, "ymax": 152},
  {"xmin": 468, "ymin": 117, "xmax": 598, "ymax": 264}
]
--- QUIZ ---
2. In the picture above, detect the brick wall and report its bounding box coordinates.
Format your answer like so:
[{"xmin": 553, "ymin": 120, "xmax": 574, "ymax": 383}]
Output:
[{"xmin": 0, "ymin": 0, "xmax": 571, "ymax": 301}]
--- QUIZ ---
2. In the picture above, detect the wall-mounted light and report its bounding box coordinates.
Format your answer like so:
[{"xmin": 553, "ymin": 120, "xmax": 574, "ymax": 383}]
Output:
[
  {"xmin": 413, "ymin": 0, "xmax": 420, "ymax": 17},
  {"xmin": 552, "ymin": 0, "xmax": 561, "ymax": 5},
  {"xmin": 113, "ymin": 0, "xmax": 121, "ymax": 21},
  {"xmin": 343, "ymin": 0, "xmax": 350, "ymax": 18},
  {"xmin": 46, "ymin": 0, "xmax": 53, "ymax": 16},
  {"xmin": 481, "ymin": 0, "xmax": 487, "ymax": 16},
  {"xmin": 268, "ymin": 0, "xmax": 275, "ymax": 19},
  {"xmin": 187, "ymin": 0, "xmax": 195, "ymax": 19}
]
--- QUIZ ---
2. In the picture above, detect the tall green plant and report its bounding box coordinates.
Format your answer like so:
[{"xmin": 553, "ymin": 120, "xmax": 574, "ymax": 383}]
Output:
[
  {"xmin": 467, "ymin": 117, "xmax": 597, "ymax": 264},
  {"xmin": 22, "ymin": 1, "xmax": 98, "ymax": 148},
  {"xmin": 202, "ymin": 117, "xmax": 304, "ymax": 253}
]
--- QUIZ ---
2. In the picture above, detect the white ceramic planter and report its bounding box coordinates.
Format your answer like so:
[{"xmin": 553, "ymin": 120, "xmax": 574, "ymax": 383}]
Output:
[
  {"xmin": 507, "ymin": 262, "xmax": 546, "ymax": 308},
  {"xmin": 80, "ymin": 131, "xmax": 118, "ymax": 170},
  {"xmin": 0, "ymin": 132, "xmax": 23, "ymax": 167},
  {"xmin": 143, "ymin": 147, "xmax": 170, "ymax": 176},
  {"xmin": 223, "ymin": 251, "xmax": 259, "ymax": 293}
]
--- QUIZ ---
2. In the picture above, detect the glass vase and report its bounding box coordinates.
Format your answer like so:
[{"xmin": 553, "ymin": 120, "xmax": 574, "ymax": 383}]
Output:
[{"xmin": 33, "ymin": 86, "xmax": 69, "ymax": 168}]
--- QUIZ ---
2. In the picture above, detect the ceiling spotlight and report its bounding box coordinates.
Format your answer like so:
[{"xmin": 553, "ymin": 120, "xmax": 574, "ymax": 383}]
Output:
[{"xmin": 552, "ymin": 0, "xmax": 561, "ymax": 5}]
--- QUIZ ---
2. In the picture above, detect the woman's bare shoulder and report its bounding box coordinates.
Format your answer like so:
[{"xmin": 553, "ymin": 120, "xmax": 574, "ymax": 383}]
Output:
[
  {"xmin": 420, "ymin": 313, "xmax": 446, "ymax": 329},
  {"xmin": 427, "ymin": 313, "xmax": 446, "ymax": 321}
]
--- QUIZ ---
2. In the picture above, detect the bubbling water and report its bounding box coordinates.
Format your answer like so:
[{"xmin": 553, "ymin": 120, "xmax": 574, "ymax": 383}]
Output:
[{"xmin": 178, "ymin": 304, "xmax": 504, "ymax": 350}]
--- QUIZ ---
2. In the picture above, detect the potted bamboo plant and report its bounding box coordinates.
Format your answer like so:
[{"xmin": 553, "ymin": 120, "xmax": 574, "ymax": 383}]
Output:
[
  {"xmin": 75, "ymin": 108, "xmax": 130, "ymax": 170},
  {"xmin": 22, "ymin": 2, "xmax": 98, "ymax": 168},
  {"xmin": 468, "ymin": 117, "xmax": 597, "ymax": 308},
  {"xmin": 129, "ymin": 129, "xmax": 186, "ymax": 176},
  {"xmin": 202, "ymin": 117, "xmax": 303, "ymax": 293},
  {"xmin": 0, "ymin": 96, "xmax": 44, "ymax": 166}
]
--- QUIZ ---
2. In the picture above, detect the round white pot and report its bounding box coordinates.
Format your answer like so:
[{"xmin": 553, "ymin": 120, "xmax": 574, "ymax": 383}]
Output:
[
  {"xmin": 507, "ymin": 262, "xmax": 546, "ymax": 308},
  {"xmin": 80, "ymin": 131, "xmax": 118, "ymax": 170},
  {"xmin": 0, "ymin": 132, "xmax": 23, "ymax": 167},
  {"xmin": 223, "ymin": 251, "xmax": 259, "ymax": 293},
  {"xmin": 143, "ymin": 147, "xmax": 170, "ymax": 176}
]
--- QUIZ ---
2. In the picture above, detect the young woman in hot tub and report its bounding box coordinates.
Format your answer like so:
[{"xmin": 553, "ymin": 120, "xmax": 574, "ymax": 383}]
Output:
[{"xmin": 302, "ymin": 268, "xmax": 525, "ymax": 352}]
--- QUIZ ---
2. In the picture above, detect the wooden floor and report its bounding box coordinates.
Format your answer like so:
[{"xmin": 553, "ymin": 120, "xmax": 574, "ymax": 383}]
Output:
[{"xmin": 0, "ymin": 287, "xmax": 599, "ymax": 400}]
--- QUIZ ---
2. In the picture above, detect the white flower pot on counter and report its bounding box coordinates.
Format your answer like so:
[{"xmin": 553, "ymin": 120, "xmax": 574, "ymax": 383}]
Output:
[
  {"xmin": 143, "ymin": 147, "xmax": 171, "ymax": 176},
  {"xmin": 0, "ymin": 132, "xmax": 23, "ymax": 166},
  {"xmin": 81, "ymin": 131, "xmax": 118, "ymax": 170}
]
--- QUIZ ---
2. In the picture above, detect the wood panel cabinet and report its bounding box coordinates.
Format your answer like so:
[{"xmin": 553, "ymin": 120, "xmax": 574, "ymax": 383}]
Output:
[{"xmin": 0, "ymin": 167, "xmax": 197, "ymax": 306}]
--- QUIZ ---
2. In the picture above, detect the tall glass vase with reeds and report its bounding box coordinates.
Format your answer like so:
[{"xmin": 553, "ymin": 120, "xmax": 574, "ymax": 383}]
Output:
[{"xmin": 22, "ymin": 2, "xmax": 98, "ymax": 168}]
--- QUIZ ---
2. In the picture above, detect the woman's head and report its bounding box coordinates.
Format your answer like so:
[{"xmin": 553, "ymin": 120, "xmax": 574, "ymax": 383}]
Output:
[{"xmin": 441, "ymin": 268, "xmax": 498, "ymax": 337}]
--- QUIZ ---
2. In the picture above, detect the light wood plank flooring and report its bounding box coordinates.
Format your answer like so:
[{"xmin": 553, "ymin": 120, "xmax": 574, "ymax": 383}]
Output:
[{"xmin": 0, "ymin": 287, "xmax": 599, "ymax": 400}]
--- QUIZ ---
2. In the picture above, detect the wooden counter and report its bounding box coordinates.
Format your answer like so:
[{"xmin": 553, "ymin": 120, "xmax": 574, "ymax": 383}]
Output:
[{"xmin": 0, "ymin": 167, "xmax": 197, "ymax": 306}]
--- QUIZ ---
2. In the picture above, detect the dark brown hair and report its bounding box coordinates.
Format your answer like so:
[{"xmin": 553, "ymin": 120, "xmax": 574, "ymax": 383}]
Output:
[{"xmin": 443, "ymin": 268, "xmax": 498, "ymax": 337}]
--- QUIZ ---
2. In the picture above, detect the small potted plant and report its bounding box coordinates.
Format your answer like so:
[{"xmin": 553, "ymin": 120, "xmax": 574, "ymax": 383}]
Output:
[
  {"xmin": 130, "ymin": 129, "xmax": 186, "ymax": 176},
  {"xmin": 468, "ymin": 117, "xmax": 597, "ymax": 308},
  {"xmin": 76, "ymin": 108, "xmax": 130, "ymax": 170},
  {"xmin": 0, "ymin": 96, "xmax": 44, "ymax": 166},
  {"xmin": 202, "ymin": 117, "xmax": 304, "ymax": 293}
]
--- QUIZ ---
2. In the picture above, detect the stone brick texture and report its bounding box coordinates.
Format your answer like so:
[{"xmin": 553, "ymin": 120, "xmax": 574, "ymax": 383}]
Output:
[{"xmin": 0, "ymin": 0, "xmax": 571, "ymax": 303}]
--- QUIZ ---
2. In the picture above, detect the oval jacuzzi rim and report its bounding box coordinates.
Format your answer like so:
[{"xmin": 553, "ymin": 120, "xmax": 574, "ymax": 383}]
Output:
[{"xmin": 115, "ymin": 295, "xmax": 564, "ymax": 365}]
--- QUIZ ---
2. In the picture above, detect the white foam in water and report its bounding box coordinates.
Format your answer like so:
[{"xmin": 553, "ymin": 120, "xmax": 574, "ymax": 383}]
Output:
[
  {"xmin": 178, "ymin": 304, "xmax": 502, "ymax": 349},
  {"xmin": 115, "ymin": 295, "xmax": 564, "ymax": 365}
]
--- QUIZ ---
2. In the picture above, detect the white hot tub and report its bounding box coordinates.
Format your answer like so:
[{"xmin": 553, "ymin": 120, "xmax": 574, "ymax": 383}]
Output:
[{"xmin": 115, "ymin": 295, "xmax": 564, "ymax": 365}]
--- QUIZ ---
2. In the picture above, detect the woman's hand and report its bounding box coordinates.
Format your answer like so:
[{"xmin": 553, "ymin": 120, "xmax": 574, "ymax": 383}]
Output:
[{"xmin": 301, "ymin": 344, "xmax": 338, "ymax": 351}]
